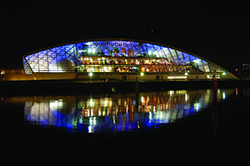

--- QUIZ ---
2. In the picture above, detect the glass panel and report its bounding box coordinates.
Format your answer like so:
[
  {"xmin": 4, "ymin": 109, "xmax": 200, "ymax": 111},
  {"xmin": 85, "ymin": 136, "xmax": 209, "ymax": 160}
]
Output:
[
  {"xmin": 204, "ymin": 65, "xmax": 210, "ymax": 72},
  {"xmin": 168, "ymin": 48, "xmax": 179, "ymax": 64},
  {"xmin": 182, "ymin": 52, "xmax": 190, "ymax": 64},
  {"xmin": 23, "ymin": 59, "xmax": 32, "ymax": 74},
  {"xmin": 24, "ymin": 40, "xmax": 228, "ymax": 75},
  {"xmin": 176, "ymin": 51, "xmax": 185, "ymax": 64}
]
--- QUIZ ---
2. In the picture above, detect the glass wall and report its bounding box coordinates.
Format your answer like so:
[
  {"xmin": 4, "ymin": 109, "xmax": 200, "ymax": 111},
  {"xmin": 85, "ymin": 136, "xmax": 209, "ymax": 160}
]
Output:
[{"xmin": 24, "ymin": 40, "xmax": 226, "ymax": 74}]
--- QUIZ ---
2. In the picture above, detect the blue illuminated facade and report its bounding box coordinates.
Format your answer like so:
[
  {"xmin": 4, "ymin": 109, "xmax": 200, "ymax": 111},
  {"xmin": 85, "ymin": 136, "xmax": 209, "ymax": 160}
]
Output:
[{"xmin": 23, "ymin": 39, "xmax": 231, "ymax": 77}]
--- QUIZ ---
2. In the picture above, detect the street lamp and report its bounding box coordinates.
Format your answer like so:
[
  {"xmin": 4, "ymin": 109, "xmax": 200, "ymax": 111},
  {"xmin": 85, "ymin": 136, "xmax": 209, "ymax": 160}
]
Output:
[
  {"xmin": 140, "ymin": 72, "xmax": 144, "ymax": 81},
  {"xmin": 88, "ymin": 72, "xmax": 93, "ymax": 82}
]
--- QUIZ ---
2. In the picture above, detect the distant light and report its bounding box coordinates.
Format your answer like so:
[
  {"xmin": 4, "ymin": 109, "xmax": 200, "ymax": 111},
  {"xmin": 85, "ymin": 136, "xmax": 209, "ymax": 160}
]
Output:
[
  {"xmin": 223, "ymin": 92, "xmax": 226, "ymax": 100},
  {"xmin": 140, "ymin": 72, "xmax": 144, "ymax": 76},
  {"xmin": 185, "ymin": 72, "xmax": 188, "ymax": 76},
  {"xmin": 222, "ymin": 72, "xmax": 226, "ymax": 76},
  {"xmin": 88, "ymin": 72, "xmax": 93, "ymax": 77},
  {"xmin": 0, "ymin": 69, "xmax": 5, "ymax": 75}
]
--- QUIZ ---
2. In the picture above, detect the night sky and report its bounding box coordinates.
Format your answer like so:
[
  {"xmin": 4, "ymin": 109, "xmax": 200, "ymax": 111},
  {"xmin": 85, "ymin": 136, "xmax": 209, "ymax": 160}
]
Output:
[{"xmin": 1, "ymin": 0, "xmax": 249, "ymax": 74}]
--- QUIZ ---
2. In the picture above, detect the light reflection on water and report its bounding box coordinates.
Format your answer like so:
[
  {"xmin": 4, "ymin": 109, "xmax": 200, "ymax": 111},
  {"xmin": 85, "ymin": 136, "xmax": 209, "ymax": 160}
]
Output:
[{"xmin": 23, "ymin": 89, "xmax": 234, "ymax": 133}]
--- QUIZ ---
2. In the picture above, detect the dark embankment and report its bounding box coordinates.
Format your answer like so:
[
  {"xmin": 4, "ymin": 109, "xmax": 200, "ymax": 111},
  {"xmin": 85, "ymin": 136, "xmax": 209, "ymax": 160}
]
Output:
[{"xmin": 0, "ymin": 80, "xmax": 248, "ymax": 96}]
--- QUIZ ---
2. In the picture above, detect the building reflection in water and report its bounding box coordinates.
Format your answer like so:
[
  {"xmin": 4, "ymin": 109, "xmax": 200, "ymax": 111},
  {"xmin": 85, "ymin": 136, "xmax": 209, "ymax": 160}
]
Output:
[{"xmin": 24, "ymin": 89, "xmax": 233, "ymax": 133}]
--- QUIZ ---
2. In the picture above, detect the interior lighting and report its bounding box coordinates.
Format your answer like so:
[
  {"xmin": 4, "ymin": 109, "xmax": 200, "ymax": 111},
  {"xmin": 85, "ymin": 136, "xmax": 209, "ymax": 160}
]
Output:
[
  {"xmin": 193, "ymin": 59, "xmax": 200, "ymax": 63},
  {"xmin": 86, "ymin": 42, "xmax": 92, "ymax": 46},
  {"xmin": 88, "ymin": 48, "xmax": 96, "ymax": 53},
  {"xmin": 169, "ymin": 90, "xmax": 174, "ymax": 97},
  {"xmin": 167, "ymin": 76, "xmax": 187, "ymax": 79},
  {"xmin": 89, "ymin": 98, "xmax": 93, "ymax": 107},
  {"xmin": 185, "ymin": 94, "xmax": 188, "ymax": 102}
]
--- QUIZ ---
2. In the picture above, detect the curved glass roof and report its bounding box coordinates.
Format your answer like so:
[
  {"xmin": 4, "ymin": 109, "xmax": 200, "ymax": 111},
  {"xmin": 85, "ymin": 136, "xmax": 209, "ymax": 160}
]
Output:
[{"xmin": 23, "ymin": 39, "xmax": 226, "ymax": 74}]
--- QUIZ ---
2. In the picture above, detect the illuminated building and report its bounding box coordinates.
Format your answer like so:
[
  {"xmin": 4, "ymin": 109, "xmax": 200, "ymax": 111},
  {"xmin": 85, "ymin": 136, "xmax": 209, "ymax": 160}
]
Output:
[
  {"xmin": 22, "ymin": 39, "xmax": 238, "ymax": 81},
  {"xmin": 242, "ymin": 63, "xmax": 250, "ymax": 76}
]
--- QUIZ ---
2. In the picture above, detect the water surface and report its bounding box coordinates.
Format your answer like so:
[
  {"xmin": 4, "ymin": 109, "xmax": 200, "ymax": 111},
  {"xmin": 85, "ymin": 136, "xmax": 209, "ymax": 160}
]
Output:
[{"xmin": 8, "ymin": 89, "xmax": 232, "ymax": 133}]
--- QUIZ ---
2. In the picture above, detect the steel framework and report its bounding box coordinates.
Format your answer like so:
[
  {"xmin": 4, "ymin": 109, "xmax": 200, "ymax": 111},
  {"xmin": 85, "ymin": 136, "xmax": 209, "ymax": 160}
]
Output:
[{"xmin": 23, "ymin": 39, "xmax": 225, "ymax": 74}]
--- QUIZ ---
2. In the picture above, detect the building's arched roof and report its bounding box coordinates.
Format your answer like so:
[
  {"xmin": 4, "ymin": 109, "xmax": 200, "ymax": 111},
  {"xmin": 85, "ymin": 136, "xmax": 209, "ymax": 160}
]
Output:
[{"xmin": 23, "ymin": 38, "xmax": 237, "ymax": 79}]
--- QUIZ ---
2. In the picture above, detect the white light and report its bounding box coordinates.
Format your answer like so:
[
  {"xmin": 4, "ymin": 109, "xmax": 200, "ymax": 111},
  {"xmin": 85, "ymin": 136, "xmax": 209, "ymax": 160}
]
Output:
[
  {"xmin": 89, "ymin": 117, "xmax": 96, "ymax": 125},
  {"xmin": 170, "ymin": 90, "xmax": 174, "ymax": 97},
  {"xmin": 194, "ymin": 103, "xmax": 200, "ymax": 111},
  {"xmin": 149, "ymin": 112, "xmax": 153, "ymax": 120},
  {"xmin": 193, "ymin": 59, "xmax": 200, "ymax": 63},
  {"xmin": 185, "ymin": 94, "xmax": 188, "ymax": 102},
  {"xmin": 86, "ymin": 42, "xmax": 92, "ymax": 46},
  {"xmin": 88, "ymin": 126, "xmax": 94, "ymax": 133},
  {"xmin": 185, "ymin": 72, "xmax": 188, "ymax": 76},
  {"xmin": 167, "ymin": 76, "xmax": 187, "ymax": 79},
  {"xmin": 88, "ymin": 72, "xmax": 93, "ymax": 77},
  {"xmin": 90, "ymin": 98, "xmax": 93, "ymax": 107},
  {"xmin": 223, "ymin": 92, "xmax": 226, "ymax": 100}
]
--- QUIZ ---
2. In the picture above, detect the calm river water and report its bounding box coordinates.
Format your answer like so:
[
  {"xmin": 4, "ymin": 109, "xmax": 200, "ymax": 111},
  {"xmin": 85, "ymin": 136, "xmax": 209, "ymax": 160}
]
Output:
[{"xmin": 1, "ymin": 89, "xmax": 234, "ymax": 133}]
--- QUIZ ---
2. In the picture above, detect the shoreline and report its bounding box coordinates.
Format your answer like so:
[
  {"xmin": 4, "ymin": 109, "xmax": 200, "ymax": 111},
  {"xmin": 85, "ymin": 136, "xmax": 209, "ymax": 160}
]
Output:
[{"xmin": 0, "ymin": 79, "xmax": 248, "ymax": 96}]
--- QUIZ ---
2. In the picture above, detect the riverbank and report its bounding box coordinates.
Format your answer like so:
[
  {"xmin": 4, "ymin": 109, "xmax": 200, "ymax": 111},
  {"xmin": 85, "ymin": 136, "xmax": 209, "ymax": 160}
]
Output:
[{"xmin": 0, "ymin": 79, "xmax": 249, "ymax": 96}]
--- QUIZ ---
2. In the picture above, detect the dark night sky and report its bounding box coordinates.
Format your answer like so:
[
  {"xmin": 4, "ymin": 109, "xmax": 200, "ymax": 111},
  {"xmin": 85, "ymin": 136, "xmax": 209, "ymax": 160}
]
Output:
[{"xmin": 1, "ymin": 0, "xmax": 249, "ymax": 74}]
